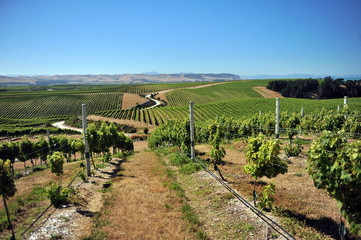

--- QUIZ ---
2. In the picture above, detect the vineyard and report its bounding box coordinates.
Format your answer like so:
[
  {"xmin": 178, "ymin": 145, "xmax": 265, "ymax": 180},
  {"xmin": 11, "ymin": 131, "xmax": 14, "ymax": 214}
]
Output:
[
  {"xmin": 147, "ymin": 111, "xmax": 361, "ymax": 239},
  {"xmin": 165, "ymin": 80, "xmax": 269, "ymax": 106},
  {"xmin": 1, "ymin": 79, "xmax": 361, "ymax": 239},
  {"xmin": 0, "ymin": 82, "xmax": 216, "ymax": 120},
  {"xmin": 1, "ymin": 82, "xmax": 209, "ymax": 94},
  {"xmin": 96, "ymin": 97, "xmax": 361, "ymax": 126},
  {"xmin": 0, "ymin": 92, "xmax": 123, "ymax": 119}
]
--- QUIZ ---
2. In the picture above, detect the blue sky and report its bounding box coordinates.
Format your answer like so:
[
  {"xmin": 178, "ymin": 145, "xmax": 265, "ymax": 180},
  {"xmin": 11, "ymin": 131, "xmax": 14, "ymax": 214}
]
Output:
[{"xmin": 0, "ymin": 0, "xmax": 360, "ymax": 76}]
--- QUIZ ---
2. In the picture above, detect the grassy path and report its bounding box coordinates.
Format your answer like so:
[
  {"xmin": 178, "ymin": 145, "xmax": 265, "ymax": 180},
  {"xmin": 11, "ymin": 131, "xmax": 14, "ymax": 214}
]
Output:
[{"xmin": 96, "ymin": 142, "xmax": 193, "ymax": 240}]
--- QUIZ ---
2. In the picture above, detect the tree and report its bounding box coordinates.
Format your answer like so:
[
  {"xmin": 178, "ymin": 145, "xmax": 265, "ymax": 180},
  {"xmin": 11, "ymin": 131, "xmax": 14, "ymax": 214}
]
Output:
[
  {"xmin": 114, "ymin": 132, "xmax": 127, "ymax": 154},
  {"xmin": 148, "ymin": 119, "xmax": 190, "ymax": 154},
  {"xmin": 282, "ymin": 112, "xmax": 300, "ymax": 142},
  {"xmin": 58, "ymin": 135, "xmax": 72, "ymax": 162},
  {"xmin": 0, "ymin": 159, "xmax": 17, "ymax": 239},
  {"xmin": 244, "ymin": 134, "xmax": 288, "ymax": 204},
  {"xmin": 210, "ymin": 129, "xmax": 226, "ymax": 165},
  {"xmin": 48, "ymin": 152, "xmax": 65, "ymax": 176},
  {"xmin": 19, "ymin": 136, "xmax": 37, "ymax": 168},
  {"xmin": 86, "ymin": 123, "xmax": 102, "ymax": 157},
  {"xmin": 0, "ymin": 142, "xmax": 20, "ymax": 172},
  {"xmin": 99, "ymin": 122, "xmax": 113, "ymax": 154},
  {"xmin": 308, "ymin": 131, "xmax": 361, "ymax": 235},
  {"xmin": 70, "ymin": 139, "xmax": 84, "ymax": 161},
  {"xmin": 36, "ymin": 137, "xmax": 50, "ymax": 165}
]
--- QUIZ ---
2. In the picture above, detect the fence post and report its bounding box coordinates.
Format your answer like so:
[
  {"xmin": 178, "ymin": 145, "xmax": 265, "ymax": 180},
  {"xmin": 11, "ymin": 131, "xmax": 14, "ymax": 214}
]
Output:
[
  {"xmin": 82, "ymin": 104, "xmax": 91, "ymax": 177},
  {"xmin": 259, "ymin": 111, "xmax": 262, "ymax": 133},
  {"xmin": 301, "ymin": 106, "xmax": 304, "ymax": 118},
  {"xmin": 275, "ymin": 98, "xmax": 280, "ymax": 139},
  {"xmin": 343, "ymin": 96, "xmax": 348, "ymax": 107},
  {"xmin": 189, "ymin": 101, "xmax": 195, "ymax": 161}
]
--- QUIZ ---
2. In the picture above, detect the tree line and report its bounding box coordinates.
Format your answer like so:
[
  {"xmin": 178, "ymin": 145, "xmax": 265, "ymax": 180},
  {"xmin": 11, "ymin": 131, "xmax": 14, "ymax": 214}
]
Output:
[
  {"xmin": 267, "ymin": 77, "xmax": 361, "ymax": 99},
  {"xmin": 0, "ymin": 122, "xmax": 133, "ymax": 173}
]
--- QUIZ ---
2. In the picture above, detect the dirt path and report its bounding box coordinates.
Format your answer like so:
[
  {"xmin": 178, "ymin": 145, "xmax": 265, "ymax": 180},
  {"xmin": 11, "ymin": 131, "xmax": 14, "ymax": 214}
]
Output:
[
  {"xmin": 52, "ymin": 121, "xmax": 83, "ymax": 133},
  {"xmin": 253, "ymin": 86, "xmax": 283, "ymax": 98},
  {"xmin": 26, "ymin": 156, "xmax": 124, "ymax": 240},
  {"xmin": 98, "ymin": 143, "xmax": 192, "ymax": 239},
  {"xmin": 122, "ymin": 93, "xmax": 149, "ymax": 109}
]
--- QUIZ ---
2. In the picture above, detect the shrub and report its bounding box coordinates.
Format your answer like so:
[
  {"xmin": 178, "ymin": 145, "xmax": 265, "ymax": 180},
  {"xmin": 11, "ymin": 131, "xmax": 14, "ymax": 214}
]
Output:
[
  {"xmin": 258, "ymin": 182, "xmax": 276, "ymax": 211},
  {"xmin": 48, "ymin": 152, "xmax": 65, "ymax": 176},
  {"xmin": 47, "ymin": 182, "xmax": 73, "ymax": 207},
  {"xmin": 101, "ymin": 152, "xmax": 112, "ymax": 163},
  {"xmin": 169, "ymin": 152, "xmax": 191, "ymax": 166},
  {"xmin": 179, "ymin": 163, "xmax": 202, "ymax": 174},
  {"xmin": 284, "ymin": 142, "xmax": 303, "ymax": 157}
]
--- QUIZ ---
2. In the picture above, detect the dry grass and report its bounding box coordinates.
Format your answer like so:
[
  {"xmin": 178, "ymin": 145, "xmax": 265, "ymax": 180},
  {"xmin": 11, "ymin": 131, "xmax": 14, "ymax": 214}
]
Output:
[
  {"xmin": 253, "ymin": 86, "xmax": 284, "ymax": 98},
  {"xmin": 154, "ymin": 92, "xmax": 168, "ymax": 103},
  {"xmin": 98, "ymin": 150, "xmax": 193, "ymax": 239},
  {"xmin": 122, "ymin": 93, "xmax": 149, "ymax": 109},
  {"xmin": 0, "ymin": 161, "xmax": 79, "ymax": 210},
  {"xmin": 178, "ymin": 170, "xmax": 266, "ymax": 239},
  {"xmin": 195, "ymin": 140, "xmax": 342, "ymax": 239},
  {"xmin": 0, "ymin": 161, "xmax": 80, "ymax": 239}
]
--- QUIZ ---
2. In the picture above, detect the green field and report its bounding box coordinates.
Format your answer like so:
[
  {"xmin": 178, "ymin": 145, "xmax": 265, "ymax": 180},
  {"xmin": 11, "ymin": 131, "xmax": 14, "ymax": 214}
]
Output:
[
  {"xmin": 97, "ymin": 97, "xmax": 359, "ymax": 125},
  {"xmin": 0, "ymin": 82, "xmax": 213, "ymax": 119},
  {"xmin": 0, "ymin": 92, "xmax": 123, "ymax": 119},
  {"xmin": 0, "ymin": 82, "xmax": 211, "ymax": 94},
  {"xmin": 165, "ymin": 80, "xmax": 269, "ymax": 106},
  {"xmin": 2, "ymin": 79, "xmax": 361, "ymax": 132}
]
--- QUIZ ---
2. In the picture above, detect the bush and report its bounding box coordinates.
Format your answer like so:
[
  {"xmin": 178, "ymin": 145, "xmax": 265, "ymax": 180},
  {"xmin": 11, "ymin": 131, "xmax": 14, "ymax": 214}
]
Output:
[
  {"xmin": 101, "ymin": 152, "xmax": 112, "ymax": 163},
  {"xmin": 284, "ymin": 142, "xmax": 303, "ymax": 157},
  {"xmin": 47, "ymin": 182, "xmax": 73, "ymax": 207},
  {"xmin": 258, "ymin": 183, "xmax": 276, "ymax": 211},
  {"xmin": 179, "ymin": 163, "xmax": 202, "ymax": 174},
  {"xmin": 48, "ymin": 152, "xmax": 65, "ymax": 176},
  {"xmin": 169, "ymin": 152, "xmax": 191, "ymax": 166}
]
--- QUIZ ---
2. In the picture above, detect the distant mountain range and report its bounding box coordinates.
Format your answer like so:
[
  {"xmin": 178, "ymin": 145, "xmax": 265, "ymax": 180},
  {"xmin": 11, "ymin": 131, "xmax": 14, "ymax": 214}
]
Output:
[
  {"xmin": 238, "ymin": 74, "xmax": 361, "ymax": 80},
  {"xmin": 1, "ymin": 73, "xmax": 360, "ymax": 86},
  {"xmin": 0, "ymin": 73, "xmax": 240, "ymax": 86}
]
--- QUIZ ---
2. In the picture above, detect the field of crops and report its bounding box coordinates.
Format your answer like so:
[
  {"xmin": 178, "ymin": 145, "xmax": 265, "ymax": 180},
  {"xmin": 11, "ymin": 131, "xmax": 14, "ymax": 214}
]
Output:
[
  {"xmin": 0, "ymin": 92, "xmax": 123, "ymax": 119},
  {"xmin": 0, "ymin": 82, "xmax": 213, "ymax": 120},
  {"xmin": 165, "ymin": 80, "xmax": 269, "ymax": 106},
  {"xmin": 96, "ymin": 97, "xmax": 361, "ymax": 125},
  {"xmin": 118, "ymin": 82, "xmax": 213, "ymax": 94},
  {"xmin": 3, "ymin": 79, "xmax": 361, "ymax": 129},
  {"xmin": 1, "ymin": 82, "xmax": 211, "ymax": 94}
]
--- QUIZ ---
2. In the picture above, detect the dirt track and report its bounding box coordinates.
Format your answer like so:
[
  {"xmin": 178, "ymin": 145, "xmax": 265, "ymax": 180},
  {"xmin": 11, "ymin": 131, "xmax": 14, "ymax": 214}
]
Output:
[
  {"xmin": 122, "ymin": 93, "xmax": 149, "ymax": 109},
  {"xmin": 99, "ymin": 142, "xmax": 192, "ymax": 239},
  {"xmin": 253, "ymin": 86, "xmax": 283, "ymax": 98}
]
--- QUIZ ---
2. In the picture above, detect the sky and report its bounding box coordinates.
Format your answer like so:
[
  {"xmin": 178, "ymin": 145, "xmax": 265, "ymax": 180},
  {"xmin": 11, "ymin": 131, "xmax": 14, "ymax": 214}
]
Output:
[{"xmin": 0, "ymin": 0, "xmax": 360, "ymax": 76}]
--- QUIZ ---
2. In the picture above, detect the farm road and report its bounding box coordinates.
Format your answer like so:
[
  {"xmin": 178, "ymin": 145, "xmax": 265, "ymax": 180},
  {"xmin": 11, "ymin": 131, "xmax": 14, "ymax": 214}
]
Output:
[
  {"xmin": 97, "ymin": 141, "xmax": 193, "ymax": 239},
  {"xmin": 147, "ymin": 82, "xmax": 227, "ymax": 108},
  {"xmin": 253, "ymin": 86, "xmax": 283, "ymax": 98},
  {"xmin": 52, "ymin": 121, "xmax": 82, "ymax": 133}
]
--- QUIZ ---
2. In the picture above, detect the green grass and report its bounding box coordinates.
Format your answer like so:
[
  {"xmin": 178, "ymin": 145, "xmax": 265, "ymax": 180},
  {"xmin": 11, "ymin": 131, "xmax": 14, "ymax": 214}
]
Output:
[
  {"xmin": 165, "ymin": 80, "xmax": 269, "ymax": 106},
  {"xmin": 157, "ymin": 151, "xmax": 208, "ymax": 239},
  {"xmin": 0, "ymin": 185, "xmax": 48, "ymax": 233}
]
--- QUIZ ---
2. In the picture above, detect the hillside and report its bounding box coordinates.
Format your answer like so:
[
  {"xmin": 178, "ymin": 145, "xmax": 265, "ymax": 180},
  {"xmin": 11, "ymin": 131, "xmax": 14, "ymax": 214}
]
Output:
[{"xmin": 0, "ymin": 73, "xmax": 240, "ymax": 86}]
